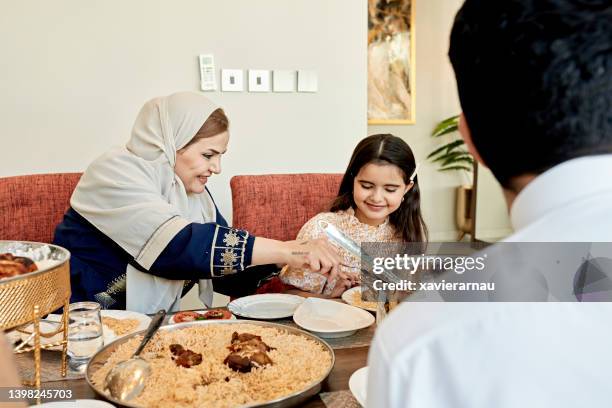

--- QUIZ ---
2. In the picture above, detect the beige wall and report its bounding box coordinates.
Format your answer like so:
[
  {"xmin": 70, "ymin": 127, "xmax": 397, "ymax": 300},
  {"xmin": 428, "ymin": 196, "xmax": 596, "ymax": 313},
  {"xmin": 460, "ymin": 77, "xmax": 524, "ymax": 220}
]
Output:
[
  {"xmin": 368, "ymin": 0, "xmax": 512, "ymax": 241},
  {"xmin": 0, "ymin": 0, "xmax": 367, "ymax": 213},
  {"xmin": 0, "ymin": 0, "xmax": 367, "ymax": 308},
  {"xmin": 1, "ymin": 0, "xmax": 511, "ymax": 307}
]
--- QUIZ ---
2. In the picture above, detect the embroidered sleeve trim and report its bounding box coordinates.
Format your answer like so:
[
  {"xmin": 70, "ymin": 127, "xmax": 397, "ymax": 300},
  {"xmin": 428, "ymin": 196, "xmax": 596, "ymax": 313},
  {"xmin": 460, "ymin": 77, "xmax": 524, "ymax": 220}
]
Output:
[
  {"xmin": 93, "ymin": 273, "xmax": 126, "ymax": 309},
  {"xmin": 210, "ymin": 225, "xmax": 250, "ymax": 277}
]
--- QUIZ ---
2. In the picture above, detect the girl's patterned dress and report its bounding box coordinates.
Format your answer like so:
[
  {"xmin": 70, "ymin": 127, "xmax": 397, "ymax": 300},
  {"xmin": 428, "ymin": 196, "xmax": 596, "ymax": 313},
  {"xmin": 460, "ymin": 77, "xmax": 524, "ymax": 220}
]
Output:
[{"xmin": 280, "ymin": 207, "xmax": 400, "ymax": 296}]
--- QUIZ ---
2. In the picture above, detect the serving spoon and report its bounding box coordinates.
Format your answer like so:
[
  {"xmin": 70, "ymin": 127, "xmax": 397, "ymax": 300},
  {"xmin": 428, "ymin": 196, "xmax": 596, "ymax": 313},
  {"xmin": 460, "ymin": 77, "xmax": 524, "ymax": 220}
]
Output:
[{"xmin": 104, "ymin": 309, "xmax": 166, "ymax": 402}]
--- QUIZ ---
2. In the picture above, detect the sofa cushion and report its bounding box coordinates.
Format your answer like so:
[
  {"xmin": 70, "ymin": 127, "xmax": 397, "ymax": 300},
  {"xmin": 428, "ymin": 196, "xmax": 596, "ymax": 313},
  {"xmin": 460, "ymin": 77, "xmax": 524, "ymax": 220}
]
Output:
[
  {"xmin": 0, "ymin": 173, "xmax": 82, "ymax": 243},
  {"xmin": 230, "ymin": 173, "xmax": 343, "ymax": 242}
]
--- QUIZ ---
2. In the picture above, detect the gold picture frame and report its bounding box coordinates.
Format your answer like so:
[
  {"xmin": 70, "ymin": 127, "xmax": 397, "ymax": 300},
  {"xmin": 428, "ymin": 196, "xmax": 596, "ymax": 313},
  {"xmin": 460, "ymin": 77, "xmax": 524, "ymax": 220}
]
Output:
[{"xmin": 367, "ymin": 0, "xmax": 416, "ymax": 125}]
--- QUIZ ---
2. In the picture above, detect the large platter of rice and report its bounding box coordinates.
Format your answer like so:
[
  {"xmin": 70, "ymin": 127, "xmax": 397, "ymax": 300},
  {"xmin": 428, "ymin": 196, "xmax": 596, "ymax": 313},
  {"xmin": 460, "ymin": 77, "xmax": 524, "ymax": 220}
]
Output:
[{"xmin": 86, "ymin": 320, "xmax": 335, "ymax": 408}]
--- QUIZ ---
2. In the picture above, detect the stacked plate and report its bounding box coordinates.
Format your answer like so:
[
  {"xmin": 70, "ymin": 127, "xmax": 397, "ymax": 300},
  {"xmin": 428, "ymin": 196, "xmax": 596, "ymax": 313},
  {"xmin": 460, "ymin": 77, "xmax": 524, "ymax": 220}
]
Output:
[
  {"xmin": 227, "ymin": 293, "xmax": 375, "ymax": 338},
  {"xmin": 293, "ymin": 298, "xmax": 375, "ymax": 338}
]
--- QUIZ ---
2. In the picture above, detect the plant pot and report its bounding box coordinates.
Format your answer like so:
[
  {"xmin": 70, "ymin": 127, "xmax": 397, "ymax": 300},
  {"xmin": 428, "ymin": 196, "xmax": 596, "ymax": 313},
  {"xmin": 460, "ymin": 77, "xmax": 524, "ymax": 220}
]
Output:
[{"xmin": 456, "ymin": 185, "xmax": 474, "ymax": 241}]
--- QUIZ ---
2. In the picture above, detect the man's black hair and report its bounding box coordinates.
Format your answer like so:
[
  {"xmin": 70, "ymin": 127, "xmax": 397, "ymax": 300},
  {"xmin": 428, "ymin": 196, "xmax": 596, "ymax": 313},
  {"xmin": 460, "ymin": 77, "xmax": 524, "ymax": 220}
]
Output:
[{"xmin": 449, "ymin": 0, "xmax": 612, "ymax": 188}]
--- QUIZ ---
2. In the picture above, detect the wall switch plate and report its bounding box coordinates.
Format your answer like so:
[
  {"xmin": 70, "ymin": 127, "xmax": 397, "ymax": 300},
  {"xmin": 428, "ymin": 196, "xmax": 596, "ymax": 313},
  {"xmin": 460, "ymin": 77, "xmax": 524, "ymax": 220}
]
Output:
[
  {"xmin": 198, "ymin": 54, "xmax": 216, "ymax": 91},
  {"xmin": 221, "ymin": 69, "xmax": 244, "ymax": 92},
  {"xmin": 272, "ymin": 70, "xmax": 296, "ymax": 92},
  {"xmin": 248, "ymin": 70, "xmax": 271, "ymax": 92},
  {"xmin": 297, "ymin": 70, "xmax": 318, "ymax": 92}
]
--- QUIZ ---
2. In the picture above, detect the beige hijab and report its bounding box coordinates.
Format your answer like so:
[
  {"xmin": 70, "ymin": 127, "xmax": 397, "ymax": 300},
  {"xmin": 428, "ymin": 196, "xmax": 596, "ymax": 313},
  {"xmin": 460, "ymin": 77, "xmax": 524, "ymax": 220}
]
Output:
[{"xmin": 71, "ymin": 92, "xmax": 220, "ymax": 312}]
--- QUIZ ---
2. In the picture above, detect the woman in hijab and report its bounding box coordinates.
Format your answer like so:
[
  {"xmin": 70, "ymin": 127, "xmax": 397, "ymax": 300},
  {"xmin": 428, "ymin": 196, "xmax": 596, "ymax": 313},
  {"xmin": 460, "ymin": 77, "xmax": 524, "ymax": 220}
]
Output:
[{"xmin": 53, "ymin": 92, "xmax": 342, "ymax": 313}]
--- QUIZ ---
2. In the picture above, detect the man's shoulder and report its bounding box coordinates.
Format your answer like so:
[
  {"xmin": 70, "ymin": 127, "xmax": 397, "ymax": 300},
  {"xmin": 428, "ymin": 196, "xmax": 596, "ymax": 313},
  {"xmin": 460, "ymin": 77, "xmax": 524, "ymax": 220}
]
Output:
[
  {"xmin": 374, "ymin": 302, "xmax": 524, "ymax": 359},
  {"xmin": 376, "ymin": 302, "xmax": 612, "ymax": 359}
]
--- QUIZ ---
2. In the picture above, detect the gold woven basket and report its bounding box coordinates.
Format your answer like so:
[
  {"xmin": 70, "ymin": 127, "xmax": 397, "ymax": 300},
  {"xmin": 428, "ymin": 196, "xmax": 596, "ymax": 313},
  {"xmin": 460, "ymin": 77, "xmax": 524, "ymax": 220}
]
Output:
[{"xmin": 0, "ymin": 241, "xmax": 71, "ymax": 387}]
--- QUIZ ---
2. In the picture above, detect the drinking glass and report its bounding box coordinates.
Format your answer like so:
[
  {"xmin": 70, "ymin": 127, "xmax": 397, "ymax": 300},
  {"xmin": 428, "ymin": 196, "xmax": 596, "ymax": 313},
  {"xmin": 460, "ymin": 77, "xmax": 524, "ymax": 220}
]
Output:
[
  {"xmin": 375, "ymin": 289, "xmax": 404, "ymax": 324},
  {"xmin": 67, "ymin": 301, "xmax": 104, "ymax": 372}
]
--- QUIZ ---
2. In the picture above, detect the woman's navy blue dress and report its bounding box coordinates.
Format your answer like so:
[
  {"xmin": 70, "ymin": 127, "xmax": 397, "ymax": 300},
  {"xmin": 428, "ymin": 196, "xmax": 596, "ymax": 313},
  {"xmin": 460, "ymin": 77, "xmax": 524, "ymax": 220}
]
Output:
[{"xmin": 53, "ymin": 200, "xmax": 275, "ymax": 309}]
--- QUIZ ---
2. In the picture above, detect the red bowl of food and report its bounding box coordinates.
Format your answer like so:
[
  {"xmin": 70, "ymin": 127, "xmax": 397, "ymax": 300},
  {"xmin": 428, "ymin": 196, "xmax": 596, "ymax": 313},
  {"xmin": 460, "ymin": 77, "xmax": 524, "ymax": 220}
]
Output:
[{"xmin": 169, "ymin": 309, "xmax": 235, "ymax": 324}]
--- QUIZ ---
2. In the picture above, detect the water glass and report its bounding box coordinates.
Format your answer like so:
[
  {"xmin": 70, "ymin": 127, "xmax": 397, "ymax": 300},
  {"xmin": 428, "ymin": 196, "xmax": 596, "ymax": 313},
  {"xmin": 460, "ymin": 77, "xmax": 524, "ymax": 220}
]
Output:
[
  {"xmin": 67, "ymin": 301, "xmax": 104, "ymax": 372},
  {"xmin": 375, "ymin": 290, "xmax": 401, "ymax": 324}
]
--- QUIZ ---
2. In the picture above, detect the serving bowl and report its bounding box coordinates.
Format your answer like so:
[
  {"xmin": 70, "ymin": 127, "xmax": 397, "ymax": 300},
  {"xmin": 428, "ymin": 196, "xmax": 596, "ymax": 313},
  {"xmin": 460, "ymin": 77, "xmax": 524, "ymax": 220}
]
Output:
[
  {"xmin": 0, "ymin": 240, "xmax": 71, "ymax": 330},
  {"xmin": 86, "ymin": 319, "xmax": 335, "ymax": 408}
]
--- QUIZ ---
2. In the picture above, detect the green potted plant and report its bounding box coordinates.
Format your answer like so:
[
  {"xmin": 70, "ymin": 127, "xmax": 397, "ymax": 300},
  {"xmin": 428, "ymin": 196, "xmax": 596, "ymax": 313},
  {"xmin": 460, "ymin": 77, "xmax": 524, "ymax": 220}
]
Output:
[{"xmin": 428, "ymin": 115, "xmax": 477, "ymax": 240}]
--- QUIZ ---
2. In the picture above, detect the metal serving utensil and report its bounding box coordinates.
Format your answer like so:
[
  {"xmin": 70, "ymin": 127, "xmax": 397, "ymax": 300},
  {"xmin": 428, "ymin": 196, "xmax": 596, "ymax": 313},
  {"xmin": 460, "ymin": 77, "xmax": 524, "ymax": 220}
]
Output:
[
  {"xmin": 317, "ymin": 220, "xmax": 402, "ymax": 285},
  {"xmin": 103, "ymin": 309, "xmax": 166, "ymax": 402},
  {"xmin": 318, "ymin": 220, "xmax": 410, "ymax": 323}
]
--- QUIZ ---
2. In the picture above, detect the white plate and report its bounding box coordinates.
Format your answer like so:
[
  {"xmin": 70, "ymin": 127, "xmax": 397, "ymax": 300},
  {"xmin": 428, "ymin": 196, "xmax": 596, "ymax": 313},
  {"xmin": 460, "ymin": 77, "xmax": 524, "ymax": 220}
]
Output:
[
  {"xmin": 12, "ymin": 310, "xmax": 150, "ymax": 351},
  {"xmin": 227, "ymin": 294, "xmax": 305, "ymax": 319},
  {"xmin": 169, "ymin": 309, "xmax": 236, "ymax": 324},
  {"xmin": 31, "ymin": 400, "xmax": 115, "ymax": 407},
  {"xmin": 349, "ymin": 366, "xmax": 368, "ymax": 407},
  {"xmin": 342, "ymin": 287, "xmax": 378, "ymax": 312},
  {"xmin": 7, "ymin": 320, "xmax": 63, "ymax": 349},
  {"xmin": 99, "ymin": 310, "xmax": 151, "ymax": 342},
  {"xmin": 293, "ymin": 298, "xmax": 375, "ymax": 338}
]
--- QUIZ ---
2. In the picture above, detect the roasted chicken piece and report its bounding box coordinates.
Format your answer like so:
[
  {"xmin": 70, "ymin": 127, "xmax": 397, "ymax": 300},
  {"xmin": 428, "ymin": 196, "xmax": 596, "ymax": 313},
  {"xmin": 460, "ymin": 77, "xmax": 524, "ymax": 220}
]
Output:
[
  {"xmin": 249, "ymin": 351, "xmax": 273, "ymax": 367},
  {"xmin": 0, "ymin": 253, "xmax": 38, "ymax": 279},
  {"xmin": 0, "ymin": 261, "xmax": 26, "ymax": 278},
  {"xmin": 169, "ymin": 343, "xmax": 202, "ymax": 368},
  {"xmin": 231, "ymin": 332, "xmax": 261, "ymax": 343},
  {"xmin": 224, "ymin": 332, "xmax": 274, "ymax": 373},
  {"xmin": 229, "ymin": 331, "xmax": 274, "ymax": 351},
  {"xmin": 228, "ymin": 337, "xmax": 274, "ymax": 353},
  {"xmin": 169, "ymin": 344, "xmax": 184, "ymax": 354},
  {"xmin": 223, "ymin": 352, "xmax": 272, "ymax": 372},
  {"xmin": 223, "ymin": 354, "xmax": 252, "ymax": 373}
]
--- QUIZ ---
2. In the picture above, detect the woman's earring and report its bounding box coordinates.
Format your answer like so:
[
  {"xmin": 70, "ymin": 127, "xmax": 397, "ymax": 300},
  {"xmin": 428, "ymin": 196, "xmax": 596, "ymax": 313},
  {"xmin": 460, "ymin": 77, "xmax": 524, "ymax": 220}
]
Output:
[{"xmin": 401, "ymin": 196, "xmax": 405, "ymax": 202}]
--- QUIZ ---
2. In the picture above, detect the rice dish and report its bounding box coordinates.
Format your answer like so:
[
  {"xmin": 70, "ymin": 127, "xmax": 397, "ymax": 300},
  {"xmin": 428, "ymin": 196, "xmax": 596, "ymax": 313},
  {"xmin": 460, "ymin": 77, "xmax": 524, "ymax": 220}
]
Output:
[
  {"xmin": 91, "ymin": 323, "xmax": 333, "ymax": 407},
  {"xmin": 350, "ymin": 289, "xmax": 377, "ymax": 310},
  {"xmin": 101, "ymin": 316, "xmax": 139, "ymax": 336}
]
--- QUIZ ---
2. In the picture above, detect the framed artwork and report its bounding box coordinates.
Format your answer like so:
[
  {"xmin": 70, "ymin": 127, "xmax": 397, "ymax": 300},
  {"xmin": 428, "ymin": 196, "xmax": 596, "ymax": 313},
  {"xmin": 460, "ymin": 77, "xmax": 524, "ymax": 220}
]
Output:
[{"xmin": 368, "ymin": 0, "xmax": 416, "ymax": 124}]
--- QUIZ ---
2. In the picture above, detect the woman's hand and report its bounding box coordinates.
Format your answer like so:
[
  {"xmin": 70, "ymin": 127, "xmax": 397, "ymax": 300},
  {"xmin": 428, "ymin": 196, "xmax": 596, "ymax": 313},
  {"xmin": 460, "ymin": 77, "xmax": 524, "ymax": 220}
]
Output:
[
  {"xmin": 282, "ymin": 238, "xmax": 345, "ymax": 283},
  {"xmin": 252, "ymin": 237, "xmax": 345, "ymax": 283}
]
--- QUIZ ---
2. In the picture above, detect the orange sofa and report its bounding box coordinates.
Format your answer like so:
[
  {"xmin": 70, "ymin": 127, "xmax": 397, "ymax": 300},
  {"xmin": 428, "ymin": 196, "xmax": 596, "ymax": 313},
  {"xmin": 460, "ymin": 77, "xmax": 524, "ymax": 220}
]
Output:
[
  {"xmin": 230, "ymin": 173, "xmax": 343, "ymax": 293},
  {"xmin": 230, "ymin": 173, "xmax": 343, "ymax": 241},
  {"xmin": 1, "ymin": 172, "xmax": 343, "ymax": 295},
  {"xmin": 1, "ymin": 172, "xmax": 342, "ymax": 244},
  {"xmin": 0, "ymin": 173, "xmax": 82, "ymax": 243}
]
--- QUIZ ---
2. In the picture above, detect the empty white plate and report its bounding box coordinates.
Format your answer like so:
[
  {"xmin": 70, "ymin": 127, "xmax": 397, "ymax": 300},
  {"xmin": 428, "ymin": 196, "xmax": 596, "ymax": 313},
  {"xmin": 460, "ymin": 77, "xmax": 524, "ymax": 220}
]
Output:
[
  {"xmin": 227, "ymin": 294, "xmax": 304, "ymax": 319},
  {"xmin": 349, "ymin": 366, "xmax": 369, "ymax": 407},
  {"xmin": 293, "ymin": 298, "xmax": 375, "ymax": 338}
]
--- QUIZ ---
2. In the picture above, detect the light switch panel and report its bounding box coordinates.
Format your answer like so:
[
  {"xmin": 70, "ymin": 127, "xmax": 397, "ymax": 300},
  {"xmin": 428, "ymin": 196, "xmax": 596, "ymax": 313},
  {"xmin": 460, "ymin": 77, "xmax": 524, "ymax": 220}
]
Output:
[
  {"xmin": 221, "ymin": 69, "xmax": 244, "ymax": 92},
  {"xmin": 198, "ymin": 54, "xmax": 216, "ymax": 91},
  {"xmin": 297, "ymin": 70, "xmax": 318, "ymax": 92},
  {"xmin": 248, "ymin": 70, "xmax": 271, "ymax": 92},
  {"xmin": 273, "ymin": 70, "xmax": 296, "ymax": 92}
]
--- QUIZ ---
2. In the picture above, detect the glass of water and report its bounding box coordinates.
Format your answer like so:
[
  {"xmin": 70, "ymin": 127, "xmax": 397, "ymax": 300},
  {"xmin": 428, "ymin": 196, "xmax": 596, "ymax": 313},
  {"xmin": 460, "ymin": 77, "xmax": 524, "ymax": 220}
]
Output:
[{"xmin": 67, "ymin": 301, "xmax": 104, "ymax": 372}]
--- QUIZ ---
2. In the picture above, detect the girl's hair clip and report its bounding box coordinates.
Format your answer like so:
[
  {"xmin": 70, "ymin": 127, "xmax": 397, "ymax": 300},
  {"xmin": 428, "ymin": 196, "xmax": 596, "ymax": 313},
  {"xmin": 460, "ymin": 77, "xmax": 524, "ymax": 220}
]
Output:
[{"xmin": 409, "ymin": 163, "xmax": 420, "ymax": 182}]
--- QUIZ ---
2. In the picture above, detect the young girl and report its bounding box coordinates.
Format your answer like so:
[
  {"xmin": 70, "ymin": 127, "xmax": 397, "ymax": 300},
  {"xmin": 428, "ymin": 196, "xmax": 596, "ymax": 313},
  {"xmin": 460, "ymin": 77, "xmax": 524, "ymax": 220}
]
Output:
[{"xmin": 280, "ymin": 134, "xmax": 428, "ymax": 297}]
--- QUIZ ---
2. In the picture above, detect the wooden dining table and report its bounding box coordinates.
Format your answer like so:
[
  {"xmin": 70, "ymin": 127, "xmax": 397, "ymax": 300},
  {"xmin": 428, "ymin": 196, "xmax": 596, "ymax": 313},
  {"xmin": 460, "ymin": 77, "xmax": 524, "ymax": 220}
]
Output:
[{"xmin": 18, "ymin": 310, "xmax": 372, "ymax": 407}]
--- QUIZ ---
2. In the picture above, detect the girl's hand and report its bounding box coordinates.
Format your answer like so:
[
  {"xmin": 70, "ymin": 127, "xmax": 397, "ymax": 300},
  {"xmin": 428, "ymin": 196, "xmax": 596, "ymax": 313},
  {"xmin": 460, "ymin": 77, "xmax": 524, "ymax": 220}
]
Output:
[{"xmin": 283, "ymin": 238, "xmax": 346, "ymax": 283}]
